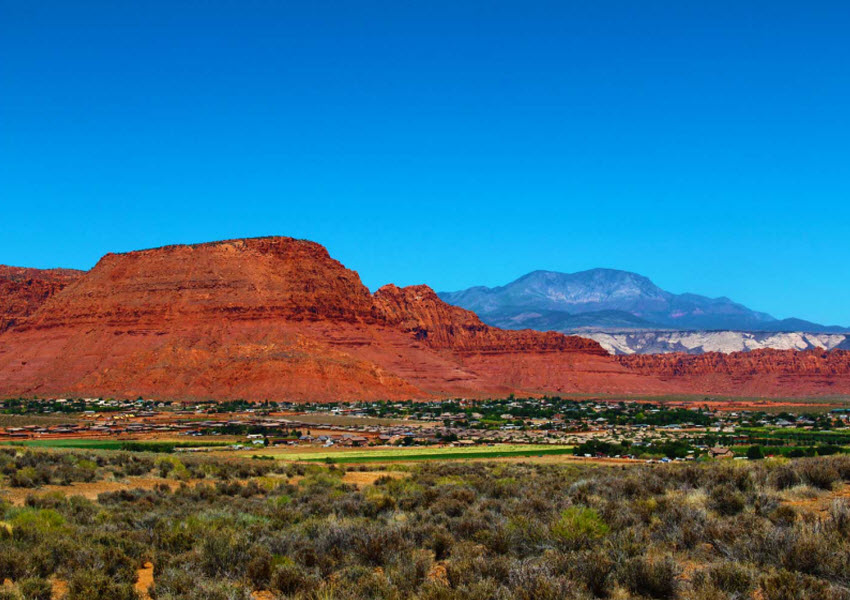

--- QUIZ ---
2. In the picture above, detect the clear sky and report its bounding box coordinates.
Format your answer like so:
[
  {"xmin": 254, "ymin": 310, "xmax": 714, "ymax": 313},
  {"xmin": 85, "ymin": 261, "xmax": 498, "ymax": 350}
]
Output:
[{"xmin": 2, "ymin": 1, "xmax": 849, "ymax": 325}]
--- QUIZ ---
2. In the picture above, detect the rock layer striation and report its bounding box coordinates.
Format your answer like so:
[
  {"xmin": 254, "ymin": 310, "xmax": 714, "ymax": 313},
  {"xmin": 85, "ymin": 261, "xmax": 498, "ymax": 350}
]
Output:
[{"xmin": 0, "ymin": 266, "xmax": 84, "ymax": 333}]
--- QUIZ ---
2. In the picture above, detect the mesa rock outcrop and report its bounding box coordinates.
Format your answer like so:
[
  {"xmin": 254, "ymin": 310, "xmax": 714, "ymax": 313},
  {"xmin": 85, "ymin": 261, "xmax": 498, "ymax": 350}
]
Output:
[
  {"xmin": 1, "ymin": 237, "xmax": 849, "ymax": 401},
  {"xmin": 0, "ymin": 266, "xmax": 84, "ymax": 333},
  {"xmin": 0, "ymin": 237, "xmax": 612, "ymax": 401}
]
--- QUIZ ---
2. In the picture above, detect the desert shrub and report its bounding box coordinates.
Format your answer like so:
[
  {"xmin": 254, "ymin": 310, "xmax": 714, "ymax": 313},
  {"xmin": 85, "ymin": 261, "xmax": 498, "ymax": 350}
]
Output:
[
  {"xmin": 759, "ymin": 569, "xmax": 836, "ymax": 600},
  {"xmin": 24, "ymin": 491, "xmax": 67, "ymax": 511},
  {"xmin": 507, "ymin": 562, "xmax": 571, "ymax": 600},
  {"xmin": 827, "ymin": 499, "xmax": 850, "ymax": 535},
  {"xmin": 9, "ymin": 508, "xmax": 66, "ymax": 544},
  {"xmin": 770, "ymin": 504, "xmax": 798, "ymax": 526},
  {"xmin": 797, "ymin": 461, "xmax": 840, "ymax": 490},
  {"xmin": 154, "ymin": 577, "xmax": 254, "ymax": 600},
  {"xmin": 67, "ymin": 568, "xmax": 138, "ymax": 600},
  {"xmin": 9, "ymin": 467, "xmax": 39, "ymax": 488},
  {"xmin": 199, "ymin": 532, "xmax": 252, "ymax": 578},
  {"xmin": 770, "ymin": 463, "xmax": 802, "ymax": 490},
  {"xmin": 432, "ymin": 528, "xmax": 454, "ymax": 561},
  {"xmin": 1, "ymin": 448, "xmax": 848, "ymax": 600},
  {"xmin": 17, "ymin": 577, "xmax": 52, "ymax": 600},
  {"xmin": 551, "ymin": 506, "xmax": 609, "ymax": 549},
  {"xmin": 0, "ymin": 545, "xmax": 28, "ymax": 581},
  {"xmin": 244, "ymin": 545, "xmax": 275, "ymax": 588},
  {"xmin": 270, "ymin": 562, "xmax": 320, "ymax": 595},
  {"xmin": 705, "ymin": 562, "xmax": 754, "ymax": 596},
  {"xmin": 387, "ymin": 548, "xmax": 433, "ymax": 592},
  {"xmin": 709, "ymin": 484, "xmax": 746, "ymax": 516},
  {"xmin": 568, "ymin": 550, "xmax": 614, "ymax": 597},
  {"xmin": 619, "ymin": 556, "xmax": 679, "ymax": 599}
]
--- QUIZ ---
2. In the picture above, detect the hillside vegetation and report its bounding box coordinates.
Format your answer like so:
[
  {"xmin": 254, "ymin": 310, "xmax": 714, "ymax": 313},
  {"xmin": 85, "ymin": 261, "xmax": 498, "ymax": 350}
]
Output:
[{"xmin": 1, "ymin": 449, "xmax": 850, "ymax": 599}]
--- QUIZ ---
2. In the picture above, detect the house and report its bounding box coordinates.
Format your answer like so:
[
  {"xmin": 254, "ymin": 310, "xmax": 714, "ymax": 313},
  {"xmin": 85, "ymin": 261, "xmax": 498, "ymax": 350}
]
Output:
[
  {"xmin": 709, "ymin": 447, "xmax": 735, "ymax": 459},
  {"xmin": 343, "ymin": 436, "xmax": 368, "ymax": 447}
]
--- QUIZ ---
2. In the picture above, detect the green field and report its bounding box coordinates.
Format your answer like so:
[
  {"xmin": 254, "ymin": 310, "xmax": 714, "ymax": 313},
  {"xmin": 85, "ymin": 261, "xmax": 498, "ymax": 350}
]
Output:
[{"xmin": 260, "ymin": 444, "xmax": 575, "ymax": 463}]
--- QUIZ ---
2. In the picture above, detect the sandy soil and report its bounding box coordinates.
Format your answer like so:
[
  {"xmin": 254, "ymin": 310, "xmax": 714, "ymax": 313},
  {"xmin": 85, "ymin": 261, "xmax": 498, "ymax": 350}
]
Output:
[
  {"xmin": 51, "ymin": 579, "xmax": 68, "ymax": 599},
  {"xmin": 341, "ymin": 470, "xmax": 407, "ymax": 487},
  {"xmin": 135, "ymin": 562, "xmax": 154, "ymax": 600}
]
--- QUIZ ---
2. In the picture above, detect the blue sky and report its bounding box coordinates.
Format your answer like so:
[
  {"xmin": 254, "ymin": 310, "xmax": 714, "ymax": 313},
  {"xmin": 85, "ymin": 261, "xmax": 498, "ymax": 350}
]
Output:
[{"xmin": 2, "ymin": 1, "xmax": 849, "ymax": 324}]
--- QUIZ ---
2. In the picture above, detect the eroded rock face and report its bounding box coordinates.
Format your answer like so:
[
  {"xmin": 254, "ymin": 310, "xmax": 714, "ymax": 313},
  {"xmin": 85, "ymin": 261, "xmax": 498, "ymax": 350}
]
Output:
[
  {"xmin": 373, "ymin": 284, "xmax": 608, "ymax": 355},
  {"xmin": 0, "ymin": 266, "xmax": 84, "ymax": 333},
  {"xmin": 19, "ymin": 237, "xmax": 381, "ymax": 331},
  {"xmin": 618, "ymin": 348, "xmax": 850, "ymax": 377},
  {"xmin": 0, "ymin": 237, "xmax": 607, "ymax": 401},
  {"xmin": 1, "ymin": 237, "xmax": 849, "ymax": 402}
]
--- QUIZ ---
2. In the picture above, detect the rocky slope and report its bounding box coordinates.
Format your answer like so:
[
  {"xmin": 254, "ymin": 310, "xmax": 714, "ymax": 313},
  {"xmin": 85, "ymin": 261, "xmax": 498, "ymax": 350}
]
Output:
[
  {"xmin": 1, "ymin": 237, "xmax": 849, "ymax": 401},
  {"xmin": 0, "ymin": 266, "xmax": 84, "ymax": 333},
  {"xmin": 587, "ymin": 331, "xmax": 850, "ymax": 355},
  {"xmin": 440, "ymin": 269, "xmax": 848, "ymax": 333}
]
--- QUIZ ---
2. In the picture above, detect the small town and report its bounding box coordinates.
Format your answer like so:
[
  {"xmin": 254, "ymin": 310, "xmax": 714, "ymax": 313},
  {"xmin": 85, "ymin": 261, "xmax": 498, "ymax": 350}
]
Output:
[{"xmin": 3, "ymin": 396, "xmax": 849, "ymax": 462}]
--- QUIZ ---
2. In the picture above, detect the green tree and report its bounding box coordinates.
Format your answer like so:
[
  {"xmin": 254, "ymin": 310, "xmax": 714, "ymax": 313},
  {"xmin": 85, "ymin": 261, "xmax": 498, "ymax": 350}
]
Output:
[{"xmin": 746, "ymin": 445, "xmax": 765, "ymax": 460}]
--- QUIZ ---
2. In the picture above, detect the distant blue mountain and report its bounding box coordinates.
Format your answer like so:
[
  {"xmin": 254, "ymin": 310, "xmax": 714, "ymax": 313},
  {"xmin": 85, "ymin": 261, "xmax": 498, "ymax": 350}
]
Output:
[{"xmin": 438, "ymin": 269, "xmax": 848, "ymax": 333}]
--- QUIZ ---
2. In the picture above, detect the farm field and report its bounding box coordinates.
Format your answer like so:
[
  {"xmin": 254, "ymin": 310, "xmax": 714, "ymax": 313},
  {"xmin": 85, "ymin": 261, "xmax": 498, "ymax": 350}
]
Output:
[{"xmin": 242, "ymin": 443, "xmax": 576, "ymax": 463}]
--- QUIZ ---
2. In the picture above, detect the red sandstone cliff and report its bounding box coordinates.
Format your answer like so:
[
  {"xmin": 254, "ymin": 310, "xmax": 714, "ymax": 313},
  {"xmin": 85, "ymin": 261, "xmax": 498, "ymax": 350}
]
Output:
[
  {"xmin": 618, "ymin": 349, "xmax": 850, "ymax": 377},
  {"xmin": 0, "ymin": 237, "xmax": 611, "ymax": 401},
  {"xmin": 0, "ymin": 266, "xmax": 84, "ymax": 333},
  {"xmin": 1, "ymin": 237, "xmax": 849, "ymax": 401},
  {"xmin": 372, "ymin": 284, "xmax": 607, "ymax": 355}
]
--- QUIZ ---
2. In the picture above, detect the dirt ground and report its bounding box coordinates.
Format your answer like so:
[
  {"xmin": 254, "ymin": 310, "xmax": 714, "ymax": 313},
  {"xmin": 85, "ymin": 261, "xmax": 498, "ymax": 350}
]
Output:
[
  {"xmin": 781, "ymin": 483, "xmax": 850, "ymax": 515},
  {"xmin": 341, "ymin": 470, "xmax": 407, "ymax": 487},
  {"xmin": 135, "ymin": 562, "xmax": 154, "ymax": 600}
]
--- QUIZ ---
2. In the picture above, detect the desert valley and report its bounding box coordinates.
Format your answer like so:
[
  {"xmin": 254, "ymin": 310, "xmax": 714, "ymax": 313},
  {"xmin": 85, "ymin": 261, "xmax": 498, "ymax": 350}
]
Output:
[{"xmin": 4, "ymin": 2, "xmax": 850, "ymax": 598}]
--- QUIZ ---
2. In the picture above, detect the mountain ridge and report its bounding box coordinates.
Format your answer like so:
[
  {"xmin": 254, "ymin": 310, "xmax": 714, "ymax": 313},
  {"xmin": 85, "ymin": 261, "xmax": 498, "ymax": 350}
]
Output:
[{"xmin": 439, "ymin": 268, "xmax": 848, "ymax": 334}]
